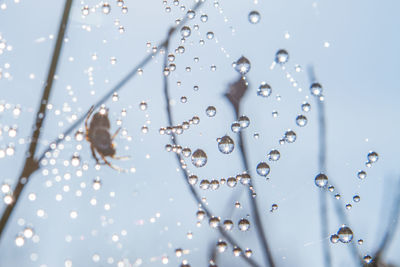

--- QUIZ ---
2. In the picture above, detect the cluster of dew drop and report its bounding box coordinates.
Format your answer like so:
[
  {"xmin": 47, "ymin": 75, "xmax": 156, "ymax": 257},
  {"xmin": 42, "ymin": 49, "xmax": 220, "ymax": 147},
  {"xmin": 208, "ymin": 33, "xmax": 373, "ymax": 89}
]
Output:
[
  {"xmin": 159, "ymin": 115, "xmax": 200, "ymax": 136},
  {"xmin": 188, "ymin": 171, "xmax": 254, "ymax": 191},
  {"xmin": 0, "ymin": 34, "xmax": 13, "ymax": 80}
]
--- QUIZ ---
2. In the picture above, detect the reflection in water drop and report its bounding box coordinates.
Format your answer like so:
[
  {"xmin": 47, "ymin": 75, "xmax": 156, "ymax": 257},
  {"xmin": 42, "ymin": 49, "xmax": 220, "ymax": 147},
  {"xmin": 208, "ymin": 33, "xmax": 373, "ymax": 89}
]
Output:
[
  {"xmin": 238, "ymin": 218, "xmax": 250, "ymax": 231},
  {"xmin": 284, "ymin": 130, "xmax": 296, "ymax": 143},
  {"xmin": 275, "ymin": 49, "xmax": 289, "ymax": 64},
  {"xmin": 337, "ymin": 225, "xmax": 353, "ymax": 243},
  {"xmin": 217, "ymin": 135, "xmax": 235, "ymax": 154},
  {"xmin": 248, "ymin": 11, "xmax": 260, "ymax": 24},
  {"xmin": 256, "ymin": 162, "xmax": 270, "ymax": 177},
  {"xmin": 180, "ymin": 26, "xmax": 191, "ymax": 38},
  {"xmin": 191, "ymin": 149, "xmax": 207, "ymax": 167},
  {"xmin": 257, "ymin": 82, "xmax": 272, "ymax": 97},
  {"xmin": 238, "ymin": 115, "xmax": 250, "ymax": 128},
  {"xmin": 310, "ymin": 82, "xmax": 323, "ymax": 96},
  {"xmin": 367, "ymin": 151, "xmax": 378, "ymax": 163},
  {"xmin": 233, "ymin": 56, "xmax": 251, "ymax": 75},
  {"xmin": 102, "ymin": 3, "xmax": 111, "ymax": 14},
  {"xmin": 296, "ymin": 115, "xmax": 308, "ymax": 127},
  {"xmin": 209, "ymin": 216, "xmax": 220, "ymax": 228},
  {"xmin": 301, "ymin": 102, "xmax": 311, "ymax": 112},
  {"xmin": 206, "ymin": 106, "xmax": 216, "ymax": 117},
  {"xmin": 357, "ymin": 170, "xmax": 367, "ymax": 180},
  {"xmin": 223, "ymin": 220, "xmax": 233, "ymax": 231},
  {"xmin": 231, "ymin": 122, "xmax": 241, "ymax": 133},
  {"xmin": 315, "ymin": 173, "xmax": 328, "ymax": 188},
  {"xmin": 268, "ymin": 149, "xmax": 280, "ymax": 161},
  {"xmin": 217, "ymin": 240, "xmax": 227, "ymax": 252},
  {"xmin": 330, "ymin": 234, "xmax": 339, "ymax": 244}
]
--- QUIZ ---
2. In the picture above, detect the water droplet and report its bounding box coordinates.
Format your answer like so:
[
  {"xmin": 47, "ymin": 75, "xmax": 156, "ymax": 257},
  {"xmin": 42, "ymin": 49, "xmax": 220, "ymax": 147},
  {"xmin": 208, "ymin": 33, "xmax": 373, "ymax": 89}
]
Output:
[
  {"xmin": 231, "ymin": 122, "xmax": 241, "ymax": 133},
  {"xmin": 357, "ymin": 170, "xmax": 367, "ymax": 180},
  {"xmin": 248, "ymin": 11, "xmax": 260, "ymax": 24},
  {"xmin": 238, "ymin": 218, "xmax": 250, "ymax": 231},
  {"xmin": 270, "ymin": 204, "xmax": 278, "ymax": 212},
  {"xmin": 284, "ymin": 130, "xmax": 296, "ymax": 143},
  {"xmin": 337, "ymin": 225, "xmax": 353, "ymax": 243},
  {"xmin": 223, "ymin": 220, "xmax": 233, "ymax": 231},
  {"xmin": 15, "ymin": 235, "xmax": 24, "ymax": 247},
  {"xmin": 330, "ymin": 234, "xmax": 339, "ymax": 244},
  {"xmin": 217, "ymin": 240, "xmax": 227, "ymax": 252},
  {"xmin": 81, "ymin": 5, "xmax": 90, "ymax": 16},
  {"xmin": 233, "ymin": 247, "xmax": 242, "ymax": 256},
  {"xmin": 71, "ymin": 154, "xmax": 80, "ymax": 167},
  {"xmin": 238, "ymin": 115, "xmax": 250, "ymax": 128},
  {"xmin": 206, "ymin": 31, "xmax": 214, "ymax": 39},
  {"xmin": 353, "ymin": 195, "xmax": 360, "ymax": 202},
  {"xmin": 200, "ymin": 179, "xmax": 210, "ymax": 190},
  {"xmin": 233, "ymin": 56, "xmax": 251, "ymax": 75},
  {"xmin": 363, "ymin": 255, "xmax": 372, "ymax": 263},
  {"xmin": 93, "ymin": 178, "xmax": 101, "ymax": 190},
  {"xmin": 296, "ymin": 115, "xmax": 308, "ymax": 127},
  {"xmin": 257, "ymin": 82, "xmax": 272, "ymax": 97},
  {"xmin": 23, "ymin": 227, "xmax": 34, "ymax": 238},
  {"xmin": 301, "ymin": 102, "xmax": 311, "ymax": 112},
  {"xmin": 217, "ymin": 135, "xmax": 235, "ymax": 154},
  {"xmin": 310, "ymin": 82, "xmax": 323, "ymax": 96},
  {"xmin": 275, "ymin": 49, "xmax": 289, "ymax": 64},
  {"xmin": 245, "ymin": 248, "xmax": 253, "ymax": 258},
  {"xmin": 200, "ymin": 14, "xmax": 208, "ymax": 22},
  {"xmin": 367, "ymin": 151, "xmax": 378, "ymax": 163},
  {"xmin": 226, "ymin": 177, "xmax": 237, "ymax": 188},
  {"xmin": 209, "ymin": 216, "xmax": 220, "ymax": 228},
  {"xmin": 206, "ymin": 106, "xmax": 216, "ymax": 117},
  {"xmin": 268, "ymin": 149, "xmax": 280, "ymax": 161},
  {"xmin": 186, "ymin": 9, "xmax": 195, "ymax": 19},
  {"xmin": 315, "ymin": 173, "xmax": 328, "ymax": 188},
  {"xmin": 102, "ymin": 3, "xmax": 111, "ymax": 14},
  {"xmin": 180, "ymin": 26, "xmax": 191, "ymax": 38},
  {"xmin": 191, "ymin": 149, "xmax": 207, "ymax": 167},
  {"xmin": 196, "ymin": 210, "xmax": 205, "ymax": 220},
  {"xmin": 188, "ymin": 175, "xmax": 198, "ymax": 185},
  {"xmin": 256, "ymin": 162, "xmax": 270, "ymax": 177},
  {"xmin": 239, "ymin": 173, "xmax": 251, "ymax": 185}
]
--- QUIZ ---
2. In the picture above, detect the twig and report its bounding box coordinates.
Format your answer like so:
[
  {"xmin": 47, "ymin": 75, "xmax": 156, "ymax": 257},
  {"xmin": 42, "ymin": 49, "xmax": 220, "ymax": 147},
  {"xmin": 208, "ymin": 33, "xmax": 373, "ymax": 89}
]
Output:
[
  {"xmin": 161, "ymin": 32, "xmax": 260, "ymax": 267},
  {"xmin": 371, "ymin": 178, "xmax": 400, "ymax": 265},
  {"xmin": 308, "ymin": 66, "xmax": 332, "ymax": 267},
  {"xmin": 0, "ymin": 0, "xmax": 74, "ymax": 241},
  {"xmin": 308, "ymin": 66, "xmax": 362, "ymax": 266},
  {"xmin": 225, "ymin": 76, "xmax": 276, "ymax": 267}
]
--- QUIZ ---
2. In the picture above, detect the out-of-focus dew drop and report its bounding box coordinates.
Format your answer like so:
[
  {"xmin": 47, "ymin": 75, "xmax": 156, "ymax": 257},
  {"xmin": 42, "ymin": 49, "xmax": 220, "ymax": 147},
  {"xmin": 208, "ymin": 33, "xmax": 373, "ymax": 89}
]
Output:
[
  {"xmin": 357, "ymin": 170, "xmax": 367, "ymax": 180},
  {"xmin": 175, "ymin": 248, "xmax": 183, "ymax": 257},
  {"xmin": 112, "ymin": 92, "xmax": 119, "ymax": 102},
  {"xmin": 363, "ymin": 255, "xmax": 372, "ymax": 263},
  {"xmin": 217, "ymin": 240, "xmax": 227, "ymax": 252},
  {"xmin": 233, "ymin": 56, "xmax": 251, "ymax": 75},
  {"xmin": 191, "ymin": 149, "xmax": 207, "ymax": 167},
  {"xmin": 330, "ymin": 234, "xmax": 339, "ymax": 244},
  {"xmin": 301, "ymin": 102, "xmax": 311, "ymax": 112},
  {"xmin": 15, "ymin": 235, "xmax": 25, "ymax": 247},
  {"xmin": 245, "ymin": 248, "xmax": 253, "ymax": 258},
  {"xmin": 337, "ymin": 225, "xmax": 353, "ymax": 243},
  {"xmin": 93, "ymin": 178, "xmax": 101, "ymax": 190},
  {"xmin": 358, "ymin": 239, "xmax": 364, "ymax": 245},
  {"xmin": 81, "ymin": 5, "xmax": 90, "ymax": 16},
  {"xmin": 257, "ymin": 82, "xmax": 272, "ymax": 97},
  {"xmin": 256, "ymin": 162, "xmax": 270, "ymax": 177},
  {"xmin": 238, "ymin": 218, "xmax": 250, "ymax": 231},
  {"xmin": 223, "ymin": 219, "xmax": 233, "ymax": 231},
  {"xmin": 196, "ymin": 210, "xmax": 205, "ymax": 221},
  {"xmin": 248, "ymin": 11, "xmax": 260, "ymax": 24},
  {"xmin": 75, "ymin": 130, "xmax": 84, "ymax": 141},
  {"xmin": 310, "ymin": 82, "xmax": 323, "ymax": 96},
  {"xmin": 209, "ymin": 216, "xmax": 220, "ymax": 228},
  {"xmin": 270, "ymin": 204, "xmax": 278, "ymax": 212},
  {"xmin": 206, "ymin": 106, "xmax": 216, "ymax": 117},
  {"xmin": 1, "ymin": 183, "xmax": 11, "ymax": 194},
  {"xmin": 180, "ymin": 26, "xmax": 191, "ymax": 38},
  {"xmin": 102, "ymin": 3, "xmax": 111, "ymax": 14},
  {"xmin": 139, "ymin": 101, "xmax": 147, "ymax": 111},
  {"xmin": 188, "ymin": 174, "xmax": 198, "ymax": 185},
  {"xmin": 367, "ymin": 151, "xmax": 379, "ymax": 163},
  {"xmin": 315, "ymin": 173, "xmax": 328, "ymax": 188},
  {"xmin": 71, "ymin": 154, "xmax": 80, "ymax": 167},
  {"xmin": 23, "ymin": 227, "xmax": 34, "ymax": 239},
  {"xmin": 296, "ymin": 115, "xmax": 308, "ymax": 127},
  {"xmin": 4, "ymin": 194, "xmax": 13, "ymax": 205},
  {"xmin": 268, "ymin": 149, "xmax": 280, "ymax": 161},
  {"xmin": 233, "ymin": 247, "xmax": 242, "ymax": 257},
  {"xmin": 217, "ymin": 135, "xmax": 234, "ymax": 154},
  {"xmin": 275, "ymin": 49, "xmax": 289, "ymax": 64}
]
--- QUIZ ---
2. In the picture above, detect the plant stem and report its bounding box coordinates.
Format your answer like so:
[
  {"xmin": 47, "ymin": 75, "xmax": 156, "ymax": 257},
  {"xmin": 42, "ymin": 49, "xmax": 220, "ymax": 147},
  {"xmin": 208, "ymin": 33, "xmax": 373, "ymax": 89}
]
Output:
[
  {"xmin": 161, "ymin": 34, "xmax": 260, "ymax": 267},
  {"xmin": 0, "ymin": 0, "xmax": 74, "ymax": 241}
]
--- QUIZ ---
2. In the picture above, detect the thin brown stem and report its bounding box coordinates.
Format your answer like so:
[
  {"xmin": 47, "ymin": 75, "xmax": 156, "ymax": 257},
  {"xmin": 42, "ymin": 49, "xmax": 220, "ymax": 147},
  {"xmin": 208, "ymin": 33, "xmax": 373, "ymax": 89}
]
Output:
[{"xmin": 0, "ymin": 0, "xmax": 74, "ymax": 241}]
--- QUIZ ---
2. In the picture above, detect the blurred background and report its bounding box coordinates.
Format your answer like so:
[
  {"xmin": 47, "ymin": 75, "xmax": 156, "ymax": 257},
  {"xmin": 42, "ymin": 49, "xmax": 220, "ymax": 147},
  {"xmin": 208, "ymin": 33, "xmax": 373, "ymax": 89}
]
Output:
[{"xmin": 0, "ymin": 0, "xmax": 399, "ymax": 266}]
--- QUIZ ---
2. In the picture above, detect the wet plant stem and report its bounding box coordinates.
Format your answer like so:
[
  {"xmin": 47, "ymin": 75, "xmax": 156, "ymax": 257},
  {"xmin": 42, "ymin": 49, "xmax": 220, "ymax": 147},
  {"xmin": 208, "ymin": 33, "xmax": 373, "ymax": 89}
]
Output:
[
  {"xmin": 161, "ymin": 35, "xmax": 261, "ymax": 267},
  {"xmin": 0, "ymin": 0, "xmax": 74, "ymax": 241}
]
